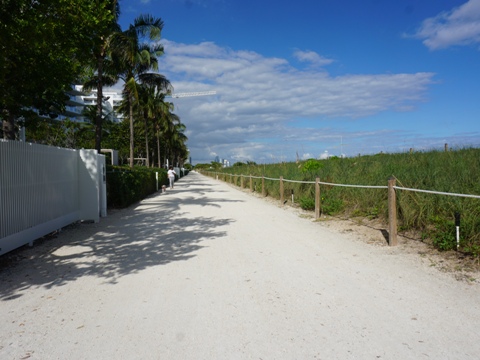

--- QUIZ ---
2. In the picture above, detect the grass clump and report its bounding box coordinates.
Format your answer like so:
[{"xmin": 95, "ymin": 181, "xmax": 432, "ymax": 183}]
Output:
[{"xmin": 299, "ymin": 197, "xmax": 315, "ymax": 211}]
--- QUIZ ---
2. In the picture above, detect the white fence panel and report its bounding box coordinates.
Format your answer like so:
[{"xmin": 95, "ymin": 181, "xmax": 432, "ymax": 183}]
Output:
[
  {"xmin": 0, "ymin": 140, "xmax": 106, "ymax": 256},
  {"xmin": 79, "ymin": 149, "xmax": 107, "ymax": 221}
]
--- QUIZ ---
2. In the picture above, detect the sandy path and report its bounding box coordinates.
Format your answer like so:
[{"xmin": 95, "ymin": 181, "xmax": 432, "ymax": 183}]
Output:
[{"xmin": 1, "ymin": 172, "xmax": 479, "ymax": 359}]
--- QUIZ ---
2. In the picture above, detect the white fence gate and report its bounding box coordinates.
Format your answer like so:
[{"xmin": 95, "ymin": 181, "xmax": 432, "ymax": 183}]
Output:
[{"xmin": 0, "ymin": 140, "xmax": 106, "ymax": 256}]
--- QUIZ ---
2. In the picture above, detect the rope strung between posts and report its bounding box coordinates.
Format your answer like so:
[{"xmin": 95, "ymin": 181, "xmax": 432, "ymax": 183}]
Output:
[
  {"xmin": 228, "ymin": 173, "xmax": 387, "ymax": 189},
  {"xmin": 394, "ymin": 186, "xmax": 480, "ymax": 199},
  {"xmin": 282, "ymin": 179, "xmax": 315, "ymax": 184},
  {"xmin": 317, "ymin": 181, "xmax": 387, "ymax": 189},
  {"xmin": 211, "ymin": 172, "xmax": 480, "ymax": 198}
]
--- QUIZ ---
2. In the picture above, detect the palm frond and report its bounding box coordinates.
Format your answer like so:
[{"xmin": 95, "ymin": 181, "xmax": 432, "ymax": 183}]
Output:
[{"xmin": 134, "ymin": 14, "xmax": 164, "ymax": 40}]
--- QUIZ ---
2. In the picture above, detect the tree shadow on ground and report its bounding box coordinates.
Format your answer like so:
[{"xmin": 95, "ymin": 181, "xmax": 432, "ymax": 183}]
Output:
[{"xmin": 0, "ymin": 173, "xmax": 239, "ymax": 300}]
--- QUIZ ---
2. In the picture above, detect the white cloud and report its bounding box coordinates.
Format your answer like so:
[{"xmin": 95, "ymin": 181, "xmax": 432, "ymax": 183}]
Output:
[
  {"xmin": 412, "ymin": 0, "xmax": 480, "ymax": 50},
  {"xmin": 158, "ymin": 40, "xmax": 436, "ymax": 163},
  {"xmin": 293, "ymin": 49, "xmax": 334, "ymax": 67},
  {"xmin": 319, "ymin": 151, "xmax": 330, "ymax": 160}
]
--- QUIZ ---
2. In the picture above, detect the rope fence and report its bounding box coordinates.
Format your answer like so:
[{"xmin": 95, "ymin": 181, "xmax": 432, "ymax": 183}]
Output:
[
  {"xmin": 204, "ymin": 171, "xmax": 480, "ymax": 247},
  {"xmin": 393, "ymin": 186, "xmax": 480, "ymax": 199}
]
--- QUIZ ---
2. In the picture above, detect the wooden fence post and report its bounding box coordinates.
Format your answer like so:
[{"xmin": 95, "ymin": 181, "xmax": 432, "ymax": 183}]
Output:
[
  {"xmin": 315, "ymin": 177, "xmax": 320, "ymax": 219},
  {"xmin": 262, "ymin": 176, "xmax": 265, "ymax": 196},
  {"xmin": 250, "ymin": 175, "xmax": 253, "ymax": 191},
  {"xmin": 388, "ymin": 176, "xmax": 398, "ymax": 246},
  {"xmin": 280, "ymin": 176, "xmax": 284, "ymax": 205},
  {"xmin": 241, "ymin": 175, "xmax": 244, "ymax": 188}
]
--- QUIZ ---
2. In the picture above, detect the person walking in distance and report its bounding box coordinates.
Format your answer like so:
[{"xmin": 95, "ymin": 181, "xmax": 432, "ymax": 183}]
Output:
[{"xmin": 167, "ymin": 166, "xmax": 176, "ymax": 189}]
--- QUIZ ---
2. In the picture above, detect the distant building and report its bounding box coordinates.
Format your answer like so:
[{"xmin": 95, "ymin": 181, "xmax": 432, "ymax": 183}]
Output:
[
  {"xmin": 28, "ymin": 85, "xmax": 124, "ymax": 124},
  {"xmin": 74, "ymin": 85, "xmax": 123, "ymax": 123},
  {"xmin": 32, "ymin": 87, "xmax": 86, "ymax": 122}
]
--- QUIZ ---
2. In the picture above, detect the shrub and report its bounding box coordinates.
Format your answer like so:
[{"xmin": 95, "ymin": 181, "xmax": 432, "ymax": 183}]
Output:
[
  {"xmin": 322, "ymin": 197, "xmax": 344, "ymax": 215},
  {"xmin": 301, "ymin": 159, "xmax": 323, "ymax": 176},
  {"xmin": 106, "ymin": 166, "xmax": 167, "ymax": 208},
  {"xmin": 430, "ymin": 216, "xmax": 457, "ymax": 251},
  {"xmin": 299, "ymin": 197, "xmax": 315, "ymax": 211}
]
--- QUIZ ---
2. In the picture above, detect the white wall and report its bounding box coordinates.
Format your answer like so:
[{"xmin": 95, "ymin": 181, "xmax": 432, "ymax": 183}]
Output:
[{"xmin": 0, "ymin": 140, "xmax": 106, "ymax": 256}]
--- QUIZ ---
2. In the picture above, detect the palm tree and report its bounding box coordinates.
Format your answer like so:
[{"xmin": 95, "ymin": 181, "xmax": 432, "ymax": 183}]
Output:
[
  {"xmin": 171, "ymin": 122, "xmax": 189, "ymax": 166},
  {"xmin": 134, "ymin": 84, "xmax": 163, "ymax": 167},
  {"xmin": 154, "ymin": 99, "xmax": 175, "ymax": 168},
  {"xmin": 82, "ymin": 0, "xmax": 121, "ymax": 152},
  {"xmin": 156, "ymin": 109, "xmax": 180, "ymax": 167},
  {"xmin": 164, "ymin": 120, "xmax": 188, "ymax": 167},
  {"xmin": 136, "ymin": 85, "xmax": 153, "ymax": 167},
  {"xmin": 113, "ymin": 14, "xmax": 172, "ymax": 167}
]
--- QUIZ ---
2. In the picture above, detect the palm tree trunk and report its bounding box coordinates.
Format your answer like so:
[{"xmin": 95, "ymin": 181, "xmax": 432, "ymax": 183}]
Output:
[
  {"xmin": 129, "ymin": 93, "xmax": 134, "ymax": 168},
  {"xmin": 156, "ymin": 128, "xmax": 161, "ymax": 168},
  {"xmin": 2, "ymin": 110, "xmax": 15, "ymax": 140},
  {"xmin": 143, "ymin": 110, "xmax": 150, "ymax": 167},
  {"xmin": 95, "ymin": 54, "xmax": 104, "ymax": 152}
]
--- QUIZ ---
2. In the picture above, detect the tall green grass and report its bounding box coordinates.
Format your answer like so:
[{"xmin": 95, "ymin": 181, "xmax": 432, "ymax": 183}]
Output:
[{"xmin": 206, "ymin": 148, "xmax": 480, "ymax": 256}]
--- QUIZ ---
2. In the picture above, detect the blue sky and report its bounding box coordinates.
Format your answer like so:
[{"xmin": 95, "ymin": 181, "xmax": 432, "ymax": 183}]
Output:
[{"xmin": 118, "ymin": 0, "xmax": 480, "ymax": 164}]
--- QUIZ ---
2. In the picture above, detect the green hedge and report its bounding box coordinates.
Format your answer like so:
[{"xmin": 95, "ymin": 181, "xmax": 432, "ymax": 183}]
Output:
[{"xmin": 106, "ymin": 166, "xmax": 168, "ymax": 208}]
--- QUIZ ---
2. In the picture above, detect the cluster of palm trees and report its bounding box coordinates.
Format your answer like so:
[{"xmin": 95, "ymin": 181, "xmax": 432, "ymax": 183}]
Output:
[{"xmin": 84, "ymin": 2, "xmax": 187, "ymax": 168}]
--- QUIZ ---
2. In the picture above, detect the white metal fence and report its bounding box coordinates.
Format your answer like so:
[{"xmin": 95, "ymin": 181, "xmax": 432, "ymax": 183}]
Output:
[{"xmin": 0, "ymin": 140, "xmax": 106, "ymax": 256}]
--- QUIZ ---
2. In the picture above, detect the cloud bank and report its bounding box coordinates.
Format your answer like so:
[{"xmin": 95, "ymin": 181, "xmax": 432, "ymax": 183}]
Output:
[
  {"xmin": 158, "ymin": 40, "xmax": 436, "ymax": 163},
  {"xmin": 412, "ymin": 0, "xmax": 480, "ymax": 50}
]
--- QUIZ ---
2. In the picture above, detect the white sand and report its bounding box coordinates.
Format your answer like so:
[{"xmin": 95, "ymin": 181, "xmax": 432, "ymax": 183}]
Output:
[{"xmin": 1, "ymin": 171, "xmax": 479, "ymax": 359}]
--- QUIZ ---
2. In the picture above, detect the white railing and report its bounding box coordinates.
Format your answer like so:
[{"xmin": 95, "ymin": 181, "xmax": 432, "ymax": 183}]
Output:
[{"xmin": 0, "ymin": 140, "xmax": 106, "ymax": 256}]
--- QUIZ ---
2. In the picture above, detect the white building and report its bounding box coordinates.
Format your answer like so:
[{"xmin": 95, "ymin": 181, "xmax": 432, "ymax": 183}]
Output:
[
  {"xmin": 73, "ymin": 85, "xmax": 123, "ymax": 123},
  {"xmin": 33, "ymin": 87, "xmax": 85, "ymax": 122}
]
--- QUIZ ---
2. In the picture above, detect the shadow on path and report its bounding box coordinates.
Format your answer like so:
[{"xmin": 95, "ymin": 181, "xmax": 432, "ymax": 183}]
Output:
[{"xmin": 0, "ymin": 173, "xmax": 240, "ymax": 300}]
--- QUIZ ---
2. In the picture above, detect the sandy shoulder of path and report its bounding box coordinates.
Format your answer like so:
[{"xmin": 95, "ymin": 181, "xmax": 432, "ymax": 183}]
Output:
[{"xmin": 236, "ymin": 183, "xmax": 480, "ymax": 285}]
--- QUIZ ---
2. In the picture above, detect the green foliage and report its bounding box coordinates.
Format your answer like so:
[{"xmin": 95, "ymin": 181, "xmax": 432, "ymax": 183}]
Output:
[
  {"xmin": 0, "ymin": 0, "xmax": 187, "ymax": 169},
  {"xmin": 24, "ymin": 117, "xmax": 95, "ymax": 149},
  {"xmin": 299, "ymin": 197, "xmax": 315, "ymax": 211},
  {"xmin": 114, "ymin": 14, "xmax": 171, "ymax": 168},
  {"xmin": 429, "ymin": 217, "xmax": 457, "ymax": 251},
  {"xmin": 321, "ymin": 197, "xmax": 344, "ymax": 215},
  {"xmin": 1, "ymin": 0, "xmax": 116, "ymax": 139},
  {"xmin": 301, "ymin": 159, "xmax": 323, "ymax": 174},
  {"xmin": 233, "ymin": 162, "xmax": 246, "ymax": 167},
  {"xmin": 106, "ymin": 165, "xmax": 167, "ymax": 208},
  {"xmin": 210, "ymin": 161, "xmax": 223, "ymax": 170},
  {"xmin": 194, "ymin": 163, "xmax": 212, "ymax": 170},
  {"xmin": 206, "ymin": 148, "xmax": 480, "ymax": 256},
  {"xmin": 101, "ymin": 119, "xmax": 130, "ymax": 162}
]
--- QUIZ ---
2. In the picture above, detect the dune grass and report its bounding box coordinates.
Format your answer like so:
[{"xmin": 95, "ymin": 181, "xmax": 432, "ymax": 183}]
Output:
[{"xmin": 206, "ymin": 148, "xmax": 480, "ymax": 256}]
